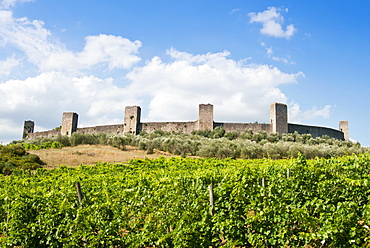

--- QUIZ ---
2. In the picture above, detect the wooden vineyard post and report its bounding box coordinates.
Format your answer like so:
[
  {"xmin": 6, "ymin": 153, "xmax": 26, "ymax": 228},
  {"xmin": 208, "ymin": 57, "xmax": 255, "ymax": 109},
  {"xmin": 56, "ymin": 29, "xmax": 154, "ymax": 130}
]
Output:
[
  {"xmin": 287, "ymin": 168, "xmax": 291, "ymax": 179},
  {"xmin": 208, "ymin": 184, "xmax": 214, "ymax": 216},
  {"xmin": 75, "ymin": 182, "xmax": 87, "ymax": 247},
  {"xmin": 75, "ymin": 182, "xmax": 83, "ymax": 206}
]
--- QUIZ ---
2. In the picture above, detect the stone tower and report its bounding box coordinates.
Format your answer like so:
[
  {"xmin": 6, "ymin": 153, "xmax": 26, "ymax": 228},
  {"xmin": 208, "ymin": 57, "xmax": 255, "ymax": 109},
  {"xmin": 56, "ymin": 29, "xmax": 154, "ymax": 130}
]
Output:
[
  {"xmin": 124, "ymin": 106, "xmax": 141, "ymax": 134},
  {"xmin": 270, "ymin": 103, "xmax": 288, "ymax": 134},
  {"xmin": 61, "ymin": 112, "xmax": 78, "ymax": 136},
  {"xmin": 197, "ymin": 104, "xmax": 214, "ymax": 131},
  {"xmin": 339, "ymin": 121, "xmax": 349, "ymax": 141},
  {"xmin": 23, "ymin": 120, "xmax": 35, "ymax": 139}
]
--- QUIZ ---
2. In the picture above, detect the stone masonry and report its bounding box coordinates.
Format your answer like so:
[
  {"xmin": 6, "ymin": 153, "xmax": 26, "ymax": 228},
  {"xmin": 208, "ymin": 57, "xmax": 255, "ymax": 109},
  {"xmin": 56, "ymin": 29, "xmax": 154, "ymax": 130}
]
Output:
[
  {"xmin": 23, "ymin": 102, "xmax": 349, "ymax": 141},
  {"xmin": 197, "ymin": 104, "xmax": 214, "ymax": 131},
  {"xmin": 22, "ymin": 120, "xmax": 35, "ymax": 139},
  {"xmin": 61, "ymin": 112, "xmax": 78, "ymax": 136},
  {"xmin": 270, "ymin": 103, "xmax": 288, "ymax": 134},
  {"xmin": 339, "ymin": 121, "xmax": 349, "ymax": 141},
  {"xmin": 123, "ymin": 106, "xmax": 141, "ymax": 134}
]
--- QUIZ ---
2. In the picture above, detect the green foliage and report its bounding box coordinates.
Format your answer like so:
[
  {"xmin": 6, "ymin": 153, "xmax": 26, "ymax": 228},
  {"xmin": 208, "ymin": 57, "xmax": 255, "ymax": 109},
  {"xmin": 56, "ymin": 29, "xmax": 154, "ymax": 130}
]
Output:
[
  {"xmin": 133, "ymin": 130, "xmax": 368, "ymax": 159},
  {"xmin": 0, "ymin": 144, "xmax": 43, "ymax": 175},
  {"xmin": 21, "ymin": 141, "xmax": 63, "ymax": 150},
  {"xmin": 192, "ymin": 129, "xmax": 213, "ymax": 138},
  {"xmin": 70, "ymin": 132, "xmax": 97, "ymax": 146},
  {"xmin": 212, "ymin": 126, "xmax": 226, "ymax": 138},
  {"xmin": 240, "ymin": 129, "xmax": 253, "ymax": 140},
  {"xmin": 53, "ymin": 126, "xmax": 62, "ymax": 131},
  {"xmin": 107, "ymin": 136, "xmax": 127, "ymax": 150},
  {"xmin": 1, "ymin": 155, "xmax": 370, "ymax": 246},
  {"xmin": 22, "ymin": 129, "xmax": 369, "ymax": 159},
  {"xmin": 252, "ymin": 130, "xmax": 267, "ymax": 142},
  {"xmin": 55, "ymin": 133, "xmax": 71, "ymax": 146},
  {"xmin": 224, "ymin": 131, "xmax": 239, "ymax": 140}
]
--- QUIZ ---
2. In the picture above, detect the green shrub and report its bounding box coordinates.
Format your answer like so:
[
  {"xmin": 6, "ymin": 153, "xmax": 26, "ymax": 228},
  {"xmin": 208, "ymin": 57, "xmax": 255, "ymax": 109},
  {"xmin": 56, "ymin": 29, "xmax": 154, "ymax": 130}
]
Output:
[
  {"xmin": 267, "ymin": 132, "xmax": 280, "ymax": 143},
  {"xmin": 138, "ymin": 140, "xmax": 148, "ymax": 150},
  {"xmin": 153, "ymin": 129, "xmax": 170, "ymax": 136},
  {"xmin": 240, "ymin": 129, "xmax": 253, "ymax": 140},
  {"xmin": 97, "ymin": 133, "xmax": 109, "ymax": 145},
  {"xmin": 107, "ymin": 136, "xmax": 126, "ymax": 150},
  {"xmin": 41, "ymin": 141, "xmax": 53, "ymax": 148},
  {"xmin": 70, "ymin": 133, "xmax": 97, "ymax": 146},
  {"xmin": 212, "ymin": 126, "xmax": 225, "ymax": 138},
  {"xmin": 51, "ymin": 141, "xmax": 62, "ymax": 149},
  {"xmin": 24, "ymin": 154, "xmax": 42, "ymax": 163},
  {"xmin": 224, "ymin": 131, "xmax": 239, "ymax": 140},
  {"xmin": 192, "ymin": 129, "xmax": 212, "ymax": 138},
  {"xmin": 21, "ymin": 143, "xmax": 40, "ymax": 150},
  {"xmin": 0, "ymin": 145, "xmax": 43, "ymax": 175},
  {"xmin": 55, "ymin": 133, "xmax": 71, "ymax": 146},
  {"xmin": 252, "ymin": 131, "xmax": 267, "ymax": 142}
]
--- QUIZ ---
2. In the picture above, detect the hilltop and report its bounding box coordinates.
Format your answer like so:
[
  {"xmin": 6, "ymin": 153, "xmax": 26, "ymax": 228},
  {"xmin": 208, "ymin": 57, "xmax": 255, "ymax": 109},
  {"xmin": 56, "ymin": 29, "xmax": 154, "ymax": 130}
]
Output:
[{"xmin": 7, "ymin": 128, "xmax": 369, "ymax": 173}]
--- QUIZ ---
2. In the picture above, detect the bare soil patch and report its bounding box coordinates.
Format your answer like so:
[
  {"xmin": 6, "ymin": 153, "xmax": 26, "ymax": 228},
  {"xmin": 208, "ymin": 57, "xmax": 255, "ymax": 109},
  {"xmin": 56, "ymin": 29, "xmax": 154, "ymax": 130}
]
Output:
[{"xmin": 28, "ymin": 145, "xmax": 174, "ymax": 169}]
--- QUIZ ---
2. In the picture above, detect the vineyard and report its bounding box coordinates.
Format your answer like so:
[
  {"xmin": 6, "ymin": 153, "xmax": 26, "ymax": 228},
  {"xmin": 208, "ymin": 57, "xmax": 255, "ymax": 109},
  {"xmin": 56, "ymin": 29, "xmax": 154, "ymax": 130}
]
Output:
[{"xmin": 1, "ymin": 154, "xmax": 370, "ymax": 247}]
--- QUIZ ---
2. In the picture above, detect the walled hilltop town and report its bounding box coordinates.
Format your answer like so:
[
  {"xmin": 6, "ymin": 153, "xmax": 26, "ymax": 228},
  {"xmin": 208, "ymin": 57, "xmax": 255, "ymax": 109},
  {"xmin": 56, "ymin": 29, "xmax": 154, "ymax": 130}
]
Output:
[{"xmin": 22, "ymin": 102, "xmax": 349, "ymax": 141}]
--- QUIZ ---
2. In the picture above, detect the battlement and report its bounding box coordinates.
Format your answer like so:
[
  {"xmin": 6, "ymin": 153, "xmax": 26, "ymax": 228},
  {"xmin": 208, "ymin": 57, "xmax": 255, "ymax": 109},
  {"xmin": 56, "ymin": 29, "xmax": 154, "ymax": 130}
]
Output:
[
  {"xmin": 22, "ymin": 120, "xmax": 35, "ymax": 139},
  {"xmin": 197, "ymin": 104, "xmax": 214, "ymax": 131},
  {"xmin": 23, "ymin": 103, "xmax": 349, "ymax": 141},
  {"xmin": 339, "ymin": 121, "xmax": 349, "ymax": 141},
  {"xmin": 270, "ymin": 103, "xmax": 288, "ymax": 134},
  {"xmin": 123, "ymin": 106, "xmax": 141, "ymax": 134},
  {"xmin": 61, "ymin": 112, "xmax": 78, "ymax": 136}
]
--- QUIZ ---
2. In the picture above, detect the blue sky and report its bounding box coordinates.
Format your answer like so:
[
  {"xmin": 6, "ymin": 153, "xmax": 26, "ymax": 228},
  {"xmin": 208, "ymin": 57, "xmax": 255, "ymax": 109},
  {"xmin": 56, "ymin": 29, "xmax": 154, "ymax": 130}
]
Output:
[{"xmin": 0, "ymin": 0, "xmax": 369, "ymax": 146}]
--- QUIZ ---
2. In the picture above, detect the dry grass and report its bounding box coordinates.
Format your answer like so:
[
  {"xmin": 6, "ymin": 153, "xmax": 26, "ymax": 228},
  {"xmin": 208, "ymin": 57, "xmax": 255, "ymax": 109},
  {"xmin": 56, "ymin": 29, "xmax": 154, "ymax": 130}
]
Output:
[{"xmin": 28, "ymin": 145, "xmax": 175, "ymax": 169}]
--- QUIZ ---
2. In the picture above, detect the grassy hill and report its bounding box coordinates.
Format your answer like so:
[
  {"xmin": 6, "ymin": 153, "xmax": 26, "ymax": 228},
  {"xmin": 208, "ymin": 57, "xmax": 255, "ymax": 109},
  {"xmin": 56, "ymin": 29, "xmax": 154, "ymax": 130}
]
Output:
[
  {"xmin": 28, "ymin": 145, "xmax": 175, "ymax": 169},
  {"xmin": 11, "ymin": 129, "xmax": 369, "ymax": 171}
]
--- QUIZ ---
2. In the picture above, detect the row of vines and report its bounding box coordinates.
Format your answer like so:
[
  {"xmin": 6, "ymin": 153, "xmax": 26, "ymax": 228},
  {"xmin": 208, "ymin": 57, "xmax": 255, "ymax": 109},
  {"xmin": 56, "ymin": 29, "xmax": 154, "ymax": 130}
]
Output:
[{"xmin": 1, "ymin": 155, "xmax": 370, "ymax": 247}]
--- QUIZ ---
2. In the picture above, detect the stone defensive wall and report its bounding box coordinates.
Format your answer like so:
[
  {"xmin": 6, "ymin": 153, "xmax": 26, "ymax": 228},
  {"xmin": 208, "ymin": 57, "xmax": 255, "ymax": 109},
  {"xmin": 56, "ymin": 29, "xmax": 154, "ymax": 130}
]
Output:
[
  {"xmin": 25, "ymin": 130, "xmax": 60, "ymax": 139},
  {"xmin": 288, "ymin": 124, "xmax": 345, "ymax": 140},
  {"xmin": 23, "ymin": 103, "xmax": 349, "ymax": 141},
  {"xmin": 76, "ymin": 125, "xmax": 124, "ymax": 135},
  {"xmin": 139, "ymin": 121, "xmax": 198, "ymax": 134},
  {"xmin": 214, "ymin": 122, "xmax": 271, "ymax": 133}
]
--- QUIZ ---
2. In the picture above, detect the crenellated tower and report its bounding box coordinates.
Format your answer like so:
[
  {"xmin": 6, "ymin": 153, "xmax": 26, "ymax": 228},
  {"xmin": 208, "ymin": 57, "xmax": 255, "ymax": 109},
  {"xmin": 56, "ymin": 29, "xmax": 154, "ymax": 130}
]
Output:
[
  {"xmin": 339, "ymin": 121, "xmax": 349, "ymax": 141},
  {"xmin": 61, "ymin": 112, "xmax": 78, "ymax": 136},
  {"xmin": 22, "ymin": 120, "xmax": 35, "ymax": 139},
  {"xmin": 123, "ymin": 106, "xmax": 141, "ymax": 134},
  {"xmin": 270, "ymin": 102, "xmax": 288, "ymax": 134},
  {"xmin": 197, "ymin": 104, "xmax": 214, "ymax": 131}
]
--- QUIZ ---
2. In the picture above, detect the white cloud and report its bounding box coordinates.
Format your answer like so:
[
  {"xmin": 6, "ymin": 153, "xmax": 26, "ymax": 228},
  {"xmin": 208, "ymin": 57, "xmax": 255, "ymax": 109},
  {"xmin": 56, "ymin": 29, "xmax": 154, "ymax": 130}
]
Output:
[
  {"xmin": 0, "ymin": 72, "xmax": 139, "ymax": 130},
  {"xmin": 126, "ymin": 48, "xmax": 304, "ymax": 122},
  {"xmin": 289, "ymin": 103, "xmax": 331, "ymax": 123},
  {"xmin": 230, "ymin": 8, "xmax": 240, "ymax": 15},
  {"xmin": 0, "ymin": 9, "xmax": 141, "ymax": 72},
  {"xmin": 0, "ymin": 118, "xmax": 22, "ymax": 143},
  {"xmin": 0, "ymin": 9, "xmax": 55, "ymax": 64},
  {"xmin": 261, "ymin": 42, "xmax": 295, "ymax": 64},
  {"xmin": 0, "ymin": 56, "xmax": 19, "ymax": 75},
  {"xmin": 249, "ymin": 7, "xmax": 297, "ymax": 39},
  {"xmin": 0, "ymin": 0, "xmax": 33, "ymax": 9},
  {"xmin": 79, "ymin": 35, "xmax": 142, "ymax": 70},
  {"xmin": 42, "ymin": 35, "xmax": 142, "ymax": 72}
]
